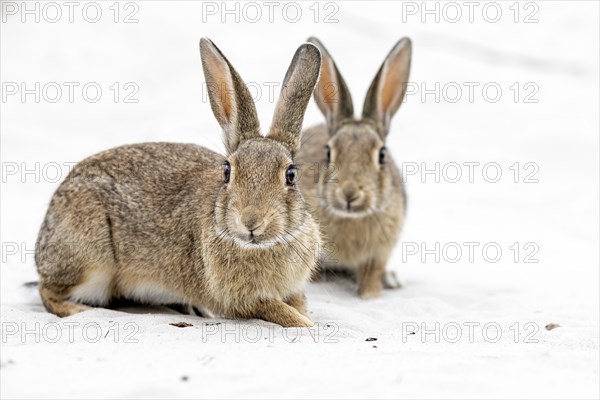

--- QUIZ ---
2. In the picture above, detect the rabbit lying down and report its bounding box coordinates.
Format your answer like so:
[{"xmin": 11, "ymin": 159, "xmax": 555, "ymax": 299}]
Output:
[{"xmin": 34, "ymin": 38, "xmax": 323, "ymax": 328}]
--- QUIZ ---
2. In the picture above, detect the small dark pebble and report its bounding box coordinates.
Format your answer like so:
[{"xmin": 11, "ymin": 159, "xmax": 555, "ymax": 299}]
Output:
[
  {"xmin": 0, "ymin": 359, "xmax": 15, "ymax": 368},
  {"xmin": 181, "ymin": 376, "xmax": 189, "ymax": 382},
  {"xmin": 408, "ymin": 332, "xmax": 416, "ymax": 335},
  {"xmin": 372, "ymin": 345, "xmax": 378, "ymax": 348},
  {"xmin": 365, "ymin": 337, "xmax": 377, "ymax": 342},
  {"xmin": 545, "ymin": 323, "xmax": 560, "ymax": 331},
  {"xmin": 170, "ymin": 322, "xmax": 193, "ymax": 328}
]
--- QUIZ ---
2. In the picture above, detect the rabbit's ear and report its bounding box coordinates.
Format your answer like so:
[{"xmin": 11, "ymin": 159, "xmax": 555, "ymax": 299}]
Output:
[
  {"xmin": 268, "ymin": 43, "xmax": 321, "ymax": 154},
  {"xmin": 307, "ymin": 37, "xmax": 354, "ymax": 135},
  {"xmin": 200, "ymin": 38, "xmax": 261, "ymax": 154},
  {"xmin": 362, "ymin": 38, "xmax": 412, "ymax": 139}
]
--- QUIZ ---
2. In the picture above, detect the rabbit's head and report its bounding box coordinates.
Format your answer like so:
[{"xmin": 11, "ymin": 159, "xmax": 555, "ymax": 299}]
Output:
[
  {"xmin": 200, "ymin": 38, "xmax": 321, "ymax": 247},
  {"xmin": 307, "ymin": 37, "xmax": 411, "ymax": 217}
]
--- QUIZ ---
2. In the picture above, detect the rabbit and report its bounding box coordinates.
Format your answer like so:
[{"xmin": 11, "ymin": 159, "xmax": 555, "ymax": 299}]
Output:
[
  {"xmin": 296, "ymin": 37, "xmax": 411, "ymax": 299},
  {"xmin": 34, "ymin": 38, "xmax": 323, "ymax": 327}
]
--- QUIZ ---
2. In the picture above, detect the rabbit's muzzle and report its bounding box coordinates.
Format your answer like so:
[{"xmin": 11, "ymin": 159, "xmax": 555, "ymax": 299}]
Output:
[
  {"xmin": 234, "ymin": 206, "xmax": 268, "ymax": 244},
  {"xmin": 334, "ymin": 181, "xmax": 368, "ymax": 213}
]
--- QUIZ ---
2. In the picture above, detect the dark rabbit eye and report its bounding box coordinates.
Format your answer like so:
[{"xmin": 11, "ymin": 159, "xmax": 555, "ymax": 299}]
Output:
[
  {"xmin": 286, "ymin": 166, "xmax": 297, "ymax": 186},
  {"xmin": 325, "ymin": 146, "xmax": 331, "ymax": 163},
  {"xmin": 379, "ymin": 147, "xmax": 387, "ymax": 165},
  {"xmin": 223, "ymin": 161, "xmax": 231, "ymax": 183}
]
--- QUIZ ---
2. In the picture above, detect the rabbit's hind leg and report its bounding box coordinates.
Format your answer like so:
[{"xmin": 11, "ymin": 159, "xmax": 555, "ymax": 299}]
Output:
[
  {"xmin": 39, "ymin": 264, "xmax": 114, "ymax": 317},
  {"xmin": 39, "ymin": 283, "xmax": 91, "ymax": 317},
  {"xmin": 36, "ymin": 184, "xmax": 117, "ymax": 317}
]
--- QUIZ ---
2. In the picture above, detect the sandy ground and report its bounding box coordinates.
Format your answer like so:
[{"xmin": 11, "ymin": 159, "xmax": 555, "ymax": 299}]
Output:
[{"xmin": 1, "ymin": 1, "xmax": 599, "ymax": 398}]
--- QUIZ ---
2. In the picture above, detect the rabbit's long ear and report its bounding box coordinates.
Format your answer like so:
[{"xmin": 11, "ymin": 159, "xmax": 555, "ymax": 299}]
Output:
[
  {"xmin": 308, "ymin": 37, "xmax": 354, "ymax": 135},
  {"xmin": 268, "ymin": 43, "xmax": 321, "ymax": 155},
  {"xmin": 362, "ymin": 38, "xmax": 412, "ymax": 139},
  {"xmin": 200, "ymin": 38, "xmax": 260, "ymax": 154}
]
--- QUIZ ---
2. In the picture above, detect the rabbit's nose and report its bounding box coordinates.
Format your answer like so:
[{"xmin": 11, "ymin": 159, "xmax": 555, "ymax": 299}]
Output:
[
  {"xmin": 342, "ymin": 183, "xmax": 359, "ymax": 199},
  {"xmin": 240, "ymin": 208, "xmax": 264, "ymax": 234},
  {"xmin": 339, "ymin": 183, "xmax": 363, "ymax": 209}
]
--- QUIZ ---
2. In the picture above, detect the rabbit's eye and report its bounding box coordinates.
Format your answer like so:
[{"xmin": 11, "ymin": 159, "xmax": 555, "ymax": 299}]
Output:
[
  {"xmin": 379, "ymin": 147, "xmax": 387, "ymax": 165},
  {"xmin": 286, "ymin": 166, "xmax": 297, "ymax": 186},
  {"xmin": 325, "ymin": 146, "xmax": 331, "ymax": 163},
  {"xmin": 223, "ymin": 161, "xmax": 231, "ymax": 183}
]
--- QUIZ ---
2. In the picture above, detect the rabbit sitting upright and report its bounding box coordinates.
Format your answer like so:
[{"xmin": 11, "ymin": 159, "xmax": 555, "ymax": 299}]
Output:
[
  {"xmin": 297, "ymin": 37, "xmax": 411, "ymax": 299},
  {"xmin": 35, "ymin": 39, "xmax": 322, "ymax": 327}
]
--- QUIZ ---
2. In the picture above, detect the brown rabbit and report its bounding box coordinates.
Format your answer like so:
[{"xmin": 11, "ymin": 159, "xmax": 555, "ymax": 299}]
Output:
[
  {"xmin": 297, "ymin": 37, "xmax": 411, "ymax": 298},
  {"xmin": 35, "ymin": 38, "xmax": 323, "ymax": 327}
]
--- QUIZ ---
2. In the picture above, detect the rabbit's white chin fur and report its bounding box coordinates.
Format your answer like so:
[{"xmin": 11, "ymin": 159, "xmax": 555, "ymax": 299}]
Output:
[
  {"xmin": 216, "ymin": 223, "xmax": 309, "ymax": 250},
  {"xmin": 231, "ymin": 236, "xmax": 278, "ymax": 250},
  {"xmin": 322, "ymin": 202, "xmax": 377, "ymax": 219},
  {"xmin": 328, "ymin": 208, "xmax": 373, "ymax": 219}
]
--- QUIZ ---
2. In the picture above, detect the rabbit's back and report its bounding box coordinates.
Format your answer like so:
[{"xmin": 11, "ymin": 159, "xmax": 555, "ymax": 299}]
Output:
[
  {"xmin": 36, "ymin": 142, "xmax": 224, "ymax": 308},
  {"xmin": 68, "ymin": 142, "xmax": 222, "ymax": 223}
]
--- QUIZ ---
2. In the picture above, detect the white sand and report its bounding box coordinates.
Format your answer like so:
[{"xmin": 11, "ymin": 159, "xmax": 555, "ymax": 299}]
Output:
[{"xmin": 1, "ymin": 1, "xmax": 598, "ymax": 398}]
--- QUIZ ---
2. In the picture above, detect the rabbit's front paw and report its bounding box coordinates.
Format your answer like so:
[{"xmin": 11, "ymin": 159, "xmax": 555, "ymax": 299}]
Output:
[
  {"xmin": 358, "ymin": 285, "xmax": 382, "ymax": 299},
  {"xmin": 292, "ymin": 313, "xmax": 315, "ymax": 328},
  {"xmin": 250, "ymin": 299, "xmax": 314, "ymax": 328}
]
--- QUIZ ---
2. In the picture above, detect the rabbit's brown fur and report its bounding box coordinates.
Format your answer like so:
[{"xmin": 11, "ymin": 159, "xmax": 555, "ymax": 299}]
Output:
[
  {"xmin": 35, "ymin": 39, "xmax": 322, "ymax": 327},
  {"xmin": 297, "ymin": 37, "xmax": 411, "ymax": 298}
]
